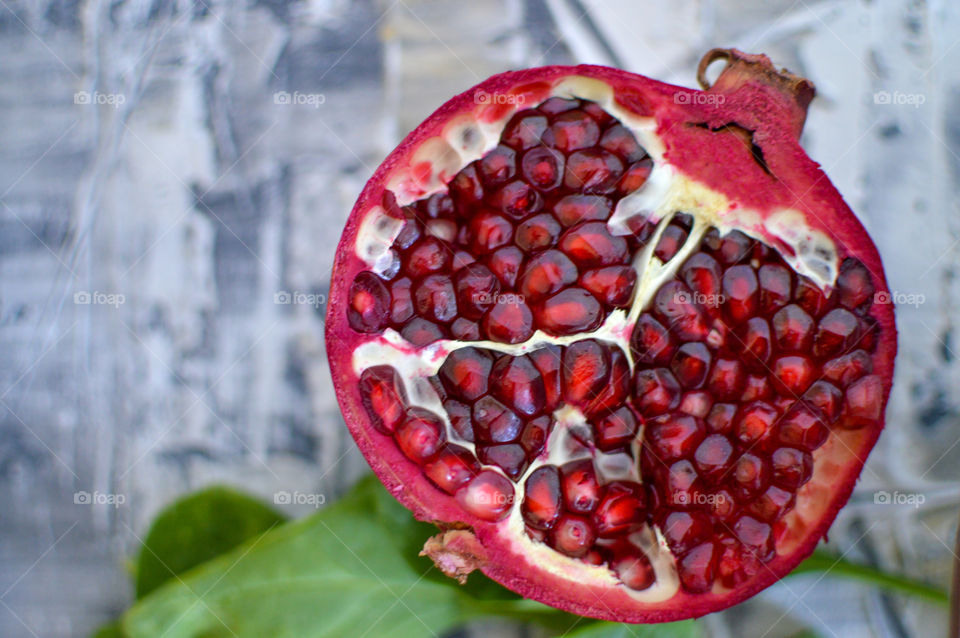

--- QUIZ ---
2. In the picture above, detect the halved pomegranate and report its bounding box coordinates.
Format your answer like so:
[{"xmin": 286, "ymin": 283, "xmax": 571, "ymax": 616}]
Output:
[{"xmin": 326, "ymin": 49, "xmax": 896, "ymax": 622}]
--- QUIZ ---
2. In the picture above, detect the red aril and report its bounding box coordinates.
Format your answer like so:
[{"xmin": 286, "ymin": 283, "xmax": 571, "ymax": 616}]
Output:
[{"xmin": 327, "ymin": 49, "xmax": 896, "ymax": 622}]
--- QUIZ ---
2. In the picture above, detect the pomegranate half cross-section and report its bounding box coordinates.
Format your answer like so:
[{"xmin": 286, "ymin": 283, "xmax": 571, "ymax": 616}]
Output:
[{"xmin": 326, "ymin": 49, "xmax": 896, "ymax": 622}]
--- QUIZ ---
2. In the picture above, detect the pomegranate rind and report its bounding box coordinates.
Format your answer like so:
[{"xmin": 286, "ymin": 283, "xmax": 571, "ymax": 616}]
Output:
[{"xmin": 327, "ymin": 64, "xmax": 896, "ymax": 623}]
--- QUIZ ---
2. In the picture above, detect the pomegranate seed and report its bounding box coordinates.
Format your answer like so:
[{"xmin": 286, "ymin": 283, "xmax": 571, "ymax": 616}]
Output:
[
  {"xmin": 670, "ymin": 342, "xmax": 712, "ymax": 389},
  {"xmin": 455, "ymin": 263, "xmax": 501, "ymax": 320},
  {"xmin": 748, "ymin": 485, "xmax": 796, "ymax": 522},
  {"xmin": 444, "ymin": 398, "xmax": 474, "ymax": 442},
  {"xmin": 490, "ymin": 354, "xmax": 546, "ymax": 416},
  {"xmin": 478, "ymin": 443, "xmax": 528, "ymax": 479},
  {"xmin": 561, "ymin": 460, "xmax": 601, "ymax": 514},
  {"xmin": 593, "ymin": 482, "xmax": 646, "ymax": 536},
  {"xmin": 611, "ymin": 551, "xmax": 655, "ymax": 590},
  {"xmin": 678, "ymin": 390, "xmax": 713, "ymax": 418},
  {"xmin": 836, "ymin": 258, "xmax": 874, "ymax": 309},
  {"xmin": 618, "ymin": 158, "xmax": 653, "ymax": 194},
  {"xmin": 654, "ymin": 281, "xmax": 708, "ymax": 341},
  {"xmin": 708, "ymin": 487, "xmax": 738, "ymax": 521},
  {"xmin": 414, "ymin": 274, "xmax": 457, "ymax": 323},
  {"xmin": 502, "ymin": 111, "xmax": 548, "ymax": 150},
  {"xmin": 551, "ymin": 514, "xmax": 597, "ymax": 558},
  {"xmin": 389, "ymin": 277, "xmax": 415, "ymax": 324},
  {"xmin": 553, "ymin": 194, "xmax": 612, "ymax": 227},
  {"xmin": 537, "ymin": 288, "xmax": 602, "ymax": 335},
  {"xmin": 359, "ymin": 366, "xmax": 408, "ymax": 434},
  {"xmin": 758, "ymin": 263, "xmax": 793, "ymax": 313},
  {"xmin": 733, "ymin": 515, "xmax": 774, "ymax": 562},
  {"xmin": 634, "ymin": 368, "xmax": 682, "ymax": 416},
  {"xmin": 660, "ymin": 510, "xmax": 712, "ymax": 554},
  {"xmin": 681, "ymin": 252, "xmax": 722, "ymax": 301},
  {"xmin": 520, "ymin": 416, "xmax": 550, "ymax": 456},
  {"xmin": 478, "ymin": 144, "xmax": 517, "ymax": 187},
  {"xmin": 735, "ymin": 401, "xmax": 779, "ymax": 449},
  {"xmin": 543, "ymin": 109, "xmax": 600, "ymax": 152},
  {"xmin": 425, "ymin": 218, "xmax": 457, "ymax": 242},
  {"xmin": 663, "ymin": 459, "xmax": 702, "ymax": 508},
  {"xmin": 482, "ymin": 298, "xmax": 534, "ymax": 343},
  {"xmin": 449, "ymin": 162, "xmax": 484, "ymax": 205},
  {"xmin": 522, "ymin": 466, "xmax": 562, "ymax": 530},
  {"xmin": 469, "ymin": 211, "xmax": 514, "ymax": 254},
  {"xmin": 741, "ymin": 317, "xmax": 772, "ymax": 367},
  {"xmin": 631, "ymin": 314, "xmax": 676, "ymax": 365},
  {"xmin": 521, "ymin": 147, "xmax": 565, "ymax": 191},
  {"xmin": 732, "ymin": 453, "xmax": 770, "ymax": 500},
  {"xmin": 679, "ymin": 542, "xmax": 718, "ymax": 593},
  {"xmin": 438, "ymin": 348, "xmax": 493, "ymax": 401},
  {"xmin": 401, "ymin": 317, "xmax": 445, "ymax": 346},
  {"xmin": 859, "ymin": 316, "xmax": 880, "ymax": 352},
  {"xmin": 707, "ymin": 358, "xmax": 745, "ymax": 401},
  {"xmin": 771, "ymin": 447, "xmax": 813, "ymax": 490},
  {"xmin": 348, "ymin": 272, "xmax": 391, "ymax": 333},
  {"xmin": 530, "ymin": 345, "xmax": 562, "ymax": 410},
  {"xmin": 772, "ymin": 304, "xmax": 815, "ymax": 351},
  {"xmin": 562, "ymin": 340, "xmax": 609, "ymax": 407},
  {"xmin": 539, "ymin": 96, "xmax": 581, "ymax": 115},
  {"xmin": 395, "ymin": 408, "xmax": 446, "ymax": 463},
  {"xmin": 518, "ymin": 249, "xmax": 579, "ymax": 301},
  {"xmin": 456, "ymin": 470, "xmax": 515, "ymax": 521},
  {"xmin": 655, "ymin": 224, "xmax": 689, "ymax": 262},
  {"xmin": 693, "ymin": 434, "xmax": 734, "ymax": 481},
  {"xmin": 716, "ymin": 230, "xmax": 753, "ymax": 265},
  {"xmin": 394, "ymin": 217, "xmax": 422, "ymax": 250},
  {"xmin": 794, "ymin": 275, "xmax": 829, "ymax": 317},
  {"xmin": 841, "ymin": 374, "xmax": 883, "ymax": 429},
  {"xmin": 492, "ymin": 180, "xmax": 543, "ymax": 219},
  {"xmin": 580, "ymin": 265, "xmax": 637, "ymax": 307},
  {"xmin": 778, "ymin": 403, "xmax": 828, "ymax": 451},
  {"xmin": 450, "ymin": 317, "xmax": 480, "ymax": 340},
  {"xmin": 646, "ymin": 415, "xmax": 705, "ymax": 462},
  {"xmin": 486, "ymin": 245, "xmax": 524, "ymax": 288},
  {"xmin": 452, "ymin": 250, "xmax": 475, "ymax": 270},
  {"xmin": 580, "ymin": 100, "xmax": 613, "ymax": 126},
  {"xmin": 600, "ymin": 124, "xmax": 646, "ymax": 162},
  {"xmin": 472, "ymin": 395, "xmax": 523, "ymax": 443},
  {"xmin": 585, "ymin": 347, "xmax": 631, "ymax": 416},
  {"xmin": 823, "ymin": 349, "xmax": 873, "ymax": 387},
  {"xmin": 559, "ymin": 222, "xmax": 628, "ymax": 267},
  {"xmin": 717, "ymin": 541, "xmax": 763, "ymax": 588},
  {"xmin": 423, "ymin": 191, "xmax": 454, "ymax": 218},
  {"xmin": 706, "ymin": 403, "xmax": 737, "ymax": 435},
  {"xmin": 423, "ymin": 445, "xmax": 480, "ymax": 494},
  {"xmin": 595, "ymin": 406, "xmax": 640, "ymax": 451},
  {"xmin": 405, "ymin": 237, "xmax": 452, "ymax": 277},
  {"xmin": 772, "ymin": 355, "xmax": 815, "ymax": 395},
  {"xmin": 564, "ymin": 148, "xmax": 624, "ymax": 193},
  {"xmin": 814, "ymin": 307, "xmax": 860, "ymax": 358},
  {"xmin": 582, "ymin": 550, "xmax": 604, "ymax": 566},
  {"xmin": 722, "ymin": 265, "xmax": 759, "ymax": 323},
  {"xmin": 741, "ymin": 373, "xmax": 772, "ymax": 402},
  {"xmin": 515, "ymin": 213, "xmax": 561, "ymax": 251},
  {"xmin": 803, "ymin": 380, "xmax": 843, "ymax": 422}
]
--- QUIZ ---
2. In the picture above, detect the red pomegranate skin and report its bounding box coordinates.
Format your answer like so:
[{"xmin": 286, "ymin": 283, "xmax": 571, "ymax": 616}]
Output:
[{"xmin": 326, "ymin": 51, "xmax": 896, "ymax": 623}]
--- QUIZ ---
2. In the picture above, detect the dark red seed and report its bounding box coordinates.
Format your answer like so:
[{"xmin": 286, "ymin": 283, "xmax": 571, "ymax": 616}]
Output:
[
  {"xmin": 583, "ymin": 346, "xmax": 631, "ymax": 416},
  {"xmin": 707, "ymin": 358, "xmax": 745, "ymax": 401},
  {"xmin": 561, "ymin": 460, "xmax": 601, "ymax": 514},
  {"xmin": 520, "ymin": 415, "xmax": 550, "ymax": 456},
  {"xmin": 733, "ymin": 515, "xmax": 774, "ymax": 562},
  {"xmin": 553, "ymin": 194, "xmax": 612, "ymax": 227},
  {"xmin": 486, "ymin": 245, "xmax": 524, "ymax": 288},
  {"xmin": 454, "ymin": 264, "xmax": 500, "ymax": 320},
  {"xmin": 456, "ymin": 470, "xmax": 515, "ymax": 521},
  {"xmin": 772, "ymin": 354, "xmax": 816, "ymax": 395},
  {"xmin": 537, "ymin": 288, "xmax": 602, "ymax": 335},
  {"xmin": 593, "ymin": 482, "xmax": 646, "ymax": 537},
  {"xmin": 522, "ymin": 466, "xmax": 562, "ymax": 530},
  {"xmin": 389, "ymin": 277, "xmax": 414, "ymax": 324},
  {"xmin": 564, "ymin": 148, "xmax": 624, "ymax": 194},
  {"xmin": 681, "ymin": 252, "xmax": 722, "ymax": 302},
  {"xmin": 401, "ymin": 317, "xmax": 445, "ymax": 346},
  {"xmin": 482, "ymin": 298, "xmax": 534, "ymax": 344},
  {"xmin": 611, "ymin": 551, "xmax": 655, "ymax": 590},
  {"xmin": 741, "ymin": 373, "xmax": 772, "ymax": 402},
  {"xmin": 803, "ymin": 380, "xmax": 843, "ymax": 422},
  {"xmin": 551, "ymin": 514, "xmax": 597, "ymax": 558},
  {"xmin": 562, "ymin": 340, "xmax": 609, "ymax": 408},
  {"xmin": 521, "ymin": 147, "xmax": 565, "ymax": 191},
  {"xmin": 679, "ymin": 542, "xmax": 718, "ymax": 593},
  {"xmin": 478, "ymin": 443, "xmax": 528, "ymax": 479},
  {"xmin": 618, "ymin": 158, "xmax": 653, "ymax": 194},
  {"xmin": 490, "ymin": 354, "xmax": 546, "ymax": 417},
  {"xmin": 655, "ymin": 224, "xmax": 689, "ymax": 262},
  {"xmin": 449, "ymin": 163, "xmax": 484, "ymax": 205},
  {"xmin": 438, "ymin": 348, "xmax": 493, "ymax": 401},
  {"xmin": 543, "ymin": 109, "xmax": 600, "ymax": 152},
  {"xmin": 478, "ymin": 145, "xmax": 517, "ymax": 187},
  {"xmin": 758, "ymin": 264, "xmax": 793, "ymax": 313},
  {"xmin": 634, "ymin": 368, "xmax": 682, "ymax": 416},
  {"xmin": 450, "ymin": 317, "xmax": 480, "ymax": 340},
  {"xmin": 748, "ymin": 485, "xmax": 796, "ymax": 522},
  {"xmin": 492, "ymin": 180, "xmax": 544, "ymax": 219},
  {"xmin": 395, "ymin": 407, "xmax": 446, "ymax": 463},
  {"xmin": 670, "ymin": 342, "xmax": 712, "ymax": 389},
  {"xmin": 653, "ymin": 281, "xmax": 708, "ymax": 341},
  {"xmin": 841, "ymin": 374, "xmax": 883, "ymax": 429},
  {"xmin": 405, "ymin": 237, "xmax": 452, "ymax": 277},
  {"xmin": 348, "ymin": 272, "xmax": 391, "ymax": 333},
  {"xmin": 631, "ymin": 314, "xmax": 675, "ymax": 365},
  {"xmin": 706, "ymin": 403, "xmax": 737, "ymax": 435},
  {"xmin": 716, "ymin": 231, "xmax": 753, "ymax": 265},
  {"xmin": 836, "ymin": 258, "xmax": 875, "ymax": 309},
  {"xmin": 414, "ymin": 274, "xmax": 457, "ymax": 323},
  {"xmin": 772, "ymin": 304, "xmax": 815, "ymax": 352},
  {"xmin": 530, "ymin": 345, "xmax": 562, "ymax": 410},
  {"xmin": 469, "ymin": 211, "xmax": 514, "ymax": 255},
  {"xmin": 359, "ymin": 366, "xmax": 408, "ymax": 434},
  {"xmin": 423, "ymin": 445, "xmax": 479, "ymax": 494},
  {"xmin": 518, "ymin": 249, "xmax": 579, "ymax": 301},
  {"xmin": 778, "ymin": 403, "xmax": 828, "ymax": 451},
  {"xmin": 722, "ymin": 264, "xmax": 759, "ymax": 323},
  {"xmin": 580, "ymin": 265, "xmax": 637, "ymax": 307},
  {"xmin": 539, "ymin": 96, "xmax": 581, "ymax": 115},
  {"xmin": 595, "ymin": 406, "xmax": 640, "ymax": 451},
  {"xmin": 444, "ymin": 398, "xmax": 474, "ymax": 442},
  {"xmin": 515, "ymin": 213, "xmax": 561, "ymax": 251},
  {"xmin": 646, "ymin": 414, "xmax": 705, "ymax": 462},
  {"xmin": 771, "ymin": 447, "xmax": 813, "ymax": 490},
  {"xmin": 732, "ymin": 453, "xmax": 770, "ymax": 501},
  {"xmin": 693, "ymin": 434, "xmax": 734, "ymax": 481},
  {"xmin": 559, "ymin": 221, "xmax": 628, "ymax": 267},
  {"xmin": 741, "ymin": 317, "xmax": 772, "ymax": 367},
  {"xmin": 794, "ymin": 276, "xmax": 829, "ymax": 317},
  {"xmin": 472, "ymin": 395, "xmax": 523, "ymax": 443},
  {"xmin": 502, "ymin": 111, "xmax": 548, "ymax": 150},
  {"xmin": 823, "ymin": 350, "xmax": 873, "ymax": 387},
  {"xmin": 735, "ymin": 401, "xmax": 779, "ymax": 449},
  {"xmin": 600, "ymin": 124, "xmax": 646, "ymax": 163},
  {"xmin": 660, "ymin": 510, "xmax": 711, "ymax": 554},
  {"xmin": 814, "ymin": 307, "xmax": 860, "ymax": 358},
  {"xmin": 679, "ymin": 391, "xmax": 713, "ymax": 418}
]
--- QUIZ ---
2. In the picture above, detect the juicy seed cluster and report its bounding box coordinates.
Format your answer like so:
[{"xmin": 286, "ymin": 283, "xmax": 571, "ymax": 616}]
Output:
[
  {"xmin": 347, "ymin": 96, "xmax": 654, "ymax": 344},
  {"xmin": 349, "ymin": 97, "xmax": 884, "ymax": 596}
]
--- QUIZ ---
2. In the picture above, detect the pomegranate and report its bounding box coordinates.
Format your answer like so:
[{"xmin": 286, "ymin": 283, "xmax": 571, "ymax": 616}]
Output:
[{"xmin": 326, "ymin": 49, "xmax": 896, "ymax": 622}]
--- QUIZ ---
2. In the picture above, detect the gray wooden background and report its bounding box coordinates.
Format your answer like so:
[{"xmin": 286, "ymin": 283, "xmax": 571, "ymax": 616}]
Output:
[{"xmin": 0, "ymin": 1, "xmax": 958, "ymax": 637}]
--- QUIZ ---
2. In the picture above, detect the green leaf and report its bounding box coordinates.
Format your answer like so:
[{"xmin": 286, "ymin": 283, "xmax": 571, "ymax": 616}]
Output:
[
  {"xmin": 792, "ymin": 549, "xmax": 948, "ymax": 605},
  {"xmin": 134, "ymin": 486, "xmax": 287, "ymax": 599},
  {"xmin": 90, "ymin": 620, "xmax": 127, "ymax": 638},
  {"xmin": 562, "ymin": 620, "xmax": 702, "ymax": 638}
]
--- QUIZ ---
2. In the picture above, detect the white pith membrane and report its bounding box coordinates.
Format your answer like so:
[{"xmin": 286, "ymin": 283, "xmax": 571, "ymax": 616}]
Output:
[{"xmin": 350, "ymin": 78, "xmax": 848, "ymax": 600}]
